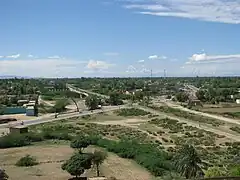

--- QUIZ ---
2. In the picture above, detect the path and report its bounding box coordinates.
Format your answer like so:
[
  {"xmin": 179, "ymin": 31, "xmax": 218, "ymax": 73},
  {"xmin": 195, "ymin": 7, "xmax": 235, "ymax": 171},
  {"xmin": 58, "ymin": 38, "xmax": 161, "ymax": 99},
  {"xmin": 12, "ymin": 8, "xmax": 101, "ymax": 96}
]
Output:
[
  {"xmin": 165, "ymin": 101, "xmax": 240, "ymax": 126},
  {"xmin": 135, "ymin": 105, "xmax": 240, "ymax": 142}
]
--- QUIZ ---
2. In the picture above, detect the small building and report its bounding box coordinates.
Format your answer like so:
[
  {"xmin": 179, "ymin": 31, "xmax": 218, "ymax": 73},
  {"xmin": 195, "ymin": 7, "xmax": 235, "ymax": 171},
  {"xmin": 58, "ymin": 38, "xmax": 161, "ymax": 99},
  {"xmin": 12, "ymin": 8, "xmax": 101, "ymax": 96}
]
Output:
[
  {"xmin": 188, "ymin": 99, "xmax": 202, "ymax": 106},
  {"xmin": 9, "ymin": 125, "xmax": 28, "ymax": 134},
  {"xmin": 236, "ymin": 99, "xmax": 240, "ymax": 104},
  {"xmin": 26, "ymin": 106, "xmax": 35, "ymax": 116},
  {"xmin": 17, "ymin": 100, "xmax": 29, "ymax": 106}
]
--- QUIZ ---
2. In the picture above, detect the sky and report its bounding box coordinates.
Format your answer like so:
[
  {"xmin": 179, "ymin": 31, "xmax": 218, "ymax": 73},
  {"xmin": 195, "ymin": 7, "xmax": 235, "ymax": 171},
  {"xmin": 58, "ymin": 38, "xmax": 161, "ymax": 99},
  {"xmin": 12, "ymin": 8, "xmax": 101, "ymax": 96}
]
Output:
[{"xmin": 0, "ymin": 0, "xmax": 240, "ymax": 77}]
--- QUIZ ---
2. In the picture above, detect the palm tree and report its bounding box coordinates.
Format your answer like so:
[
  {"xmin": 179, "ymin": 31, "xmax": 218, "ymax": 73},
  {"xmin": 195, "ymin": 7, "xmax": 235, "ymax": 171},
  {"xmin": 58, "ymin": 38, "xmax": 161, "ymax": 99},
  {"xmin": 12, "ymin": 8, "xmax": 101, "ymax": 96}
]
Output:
[
  {"xmin": 174, "ymin": 144, "xmax": 204, "ymax": 179},
  {"xmin": 91, "ymin": 150, "xmax": 107, "ymax": 177},
  {"xmin": 0, "ymin": 168, "xmax": 8, "ymax": 180}
]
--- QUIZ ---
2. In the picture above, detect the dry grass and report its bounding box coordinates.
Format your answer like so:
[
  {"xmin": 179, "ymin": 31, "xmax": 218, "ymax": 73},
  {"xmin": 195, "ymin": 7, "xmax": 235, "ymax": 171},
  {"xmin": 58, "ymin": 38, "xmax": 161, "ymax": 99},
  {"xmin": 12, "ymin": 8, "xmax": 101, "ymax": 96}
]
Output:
[{"xmin": 0, "ymin": 144, "xmax": 153, "ymax": 180}]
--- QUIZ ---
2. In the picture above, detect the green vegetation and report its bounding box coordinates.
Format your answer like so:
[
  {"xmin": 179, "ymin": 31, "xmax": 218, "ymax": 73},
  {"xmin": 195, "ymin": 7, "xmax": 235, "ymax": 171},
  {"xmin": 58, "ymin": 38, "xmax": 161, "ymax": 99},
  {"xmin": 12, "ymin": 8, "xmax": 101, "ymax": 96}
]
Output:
[
  {"xmin": 92, "ymin": 150, "xmax": 108, "ymax": 177},
  {"xmin": 0, "ymin": 168, "xmax": 8, "ymax": 180},
  {"xmin": 175, "ymin": 92, "xmax": 189, "ymax": 102},
  {"xmin": 116, "ymin": 108, "xmax": 150, "ymax": 116},
  {"xmin": 230, "ymin": 126, "xmax": 240, "ymax": 133},
  {"xmin": 62, "ymin": 153, "xmax": 92, "ymax": 178},
  {"xmin": 174, "ymin": 144, "xmax": 204, "ymax": 179},
  {"xmin": 149, "ymin": 105, "xmax": 224, "ymax": 127},
  {"xmin": 70, "ymin": 135, "xmax": 91, "ymax": 153},
  {"xmin": 85, "ymin": 95, "xmax": 101, "ymax": 110},
  {"xmin": 15, "ymin": 155, "xmax": 39, "ymax": 167}
]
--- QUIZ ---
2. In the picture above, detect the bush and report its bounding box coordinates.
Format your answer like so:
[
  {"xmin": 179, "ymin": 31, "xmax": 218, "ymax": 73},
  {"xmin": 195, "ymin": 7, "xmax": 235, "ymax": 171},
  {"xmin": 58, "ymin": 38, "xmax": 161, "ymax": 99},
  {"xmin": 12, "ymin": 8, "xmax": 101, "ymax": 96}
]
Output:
[
  {"xmin": 16, "ymin": 155, "xmax": 38, "ymax": 167},
  {"xmin": 90, "ymin": 137, "xmax": 173, "ymax": 176},
  {"xmin": 0, "ymin": 134, "xmax": 30, "ymax": 149},
  {"xmin": 41, "ymin": 131, "xmax": 72, "ymax": 140},
  {"xmin": 116, "ymin": 108, "xmax": 150, "ymax": 116}
]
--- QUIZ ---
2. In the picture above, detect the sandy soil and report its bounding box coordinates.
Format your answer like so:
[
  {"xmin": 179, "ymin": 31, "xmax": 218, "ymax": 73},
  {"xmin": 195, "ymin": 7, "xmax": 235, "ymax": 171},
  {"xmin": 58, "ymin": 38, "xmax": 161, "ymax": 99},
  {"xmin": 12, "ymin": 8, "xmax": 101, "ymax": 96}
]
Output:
[{"xmin": 0, "ymin": 144, "xmax": 153, "ymax": 180}]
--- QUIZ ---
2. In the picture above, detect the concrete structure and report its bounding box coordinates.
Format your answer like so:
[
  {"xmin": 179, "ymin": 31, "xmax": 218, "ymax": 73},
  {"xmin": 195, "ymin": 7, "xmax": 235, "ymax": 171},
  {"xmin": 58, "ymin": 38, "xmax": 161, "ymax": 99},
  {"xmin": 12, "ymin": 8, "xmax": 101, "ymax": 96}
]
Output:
[
  {"xmin": 236, "ymin": 99, "xmax": 240, "ymax": 104},
  {"xmin": 26, "ymin": 106, "xmax": 35, "ymax": 116},
  {"xmin": 17, "ymin": 100, "xmax": 29, "ymax": 106},
  {"xmin": 9, "ymin": 125, "xmax": 28, "ymax": 134}
]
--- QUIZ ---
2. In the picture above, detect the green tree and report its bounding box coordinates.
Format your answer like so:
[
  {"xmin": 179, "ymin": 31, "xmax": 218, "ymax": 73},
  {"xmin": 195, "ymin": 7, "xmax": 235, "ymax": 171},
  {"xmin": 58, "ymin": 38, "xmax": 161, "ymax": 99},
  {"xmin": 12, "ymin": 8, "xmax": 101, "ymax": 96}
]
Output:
[
  {"xmin": 91, "ymin": 150, "xmax": 107, "ymax": 177},
  {"xmin": 109, "ymin": 92, "xmax": 123, "ymax": 105},
  {"xmin": 62, "ymin": 153, "xmax": 92, "ymax": 179},
  {"xmin": 70, "ymin": 135, "xmax": 90, "ymax": 153},
  {"xmin": 66, "ymin": 91, "xmax": 80, "ymax": 112},
  {"xmin": 0, "ymin": 168, "xmax": 8, "ymax": 180},
  {"xmin": 230, "ymin": 165, "xmax": 240, "ymax": 176},
  {"xmin": 204, "ymin": 166, "xmax": 227, "ymax": 178},
  {"xmin": 53, "ymin": 99, "xmax": 69, "ymax": 113},
  {"xmin": 85, "ymin": 96, "xmax": 100, "ymax": 110},
  {"xmin": 175, "ymin": 144, "xmax": 204, "ymax": 179},
  {"xmin": 176, "ymin": 92, "xmax": 189, "ymax": 102}
]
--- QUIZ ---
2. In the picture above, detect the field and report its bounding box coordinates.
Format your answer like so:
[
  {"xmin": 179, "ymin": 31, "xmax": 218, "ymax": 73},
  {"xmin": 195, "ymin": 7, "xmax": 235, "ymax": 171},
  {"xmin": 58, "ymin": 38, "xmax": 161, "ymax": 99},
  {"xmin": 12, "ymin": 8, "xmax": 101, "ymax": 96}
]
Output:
[
  {"xmin": 1, "ymin": 107, "xmax": 240, "ymax": 179},
  {"xmin": 0, "ymin": 142, "xmax": 152, "ymax": 180},
  {"xmin": 195, "ymin": 104, "xmax": 240, "ymax": 119}
]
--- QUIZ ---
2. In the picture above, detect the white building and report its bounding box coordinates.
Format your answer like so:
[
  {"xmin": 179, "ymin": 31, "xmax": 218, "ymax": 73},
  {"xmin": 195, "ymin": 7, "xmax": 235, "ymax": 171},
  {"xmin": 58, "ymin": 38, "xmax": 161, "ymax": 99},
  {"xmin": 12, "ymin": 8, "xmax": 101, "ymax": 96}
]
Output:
[{"xmin": 236, "ymin": 99, "xmax": 240, "ymax": 104}]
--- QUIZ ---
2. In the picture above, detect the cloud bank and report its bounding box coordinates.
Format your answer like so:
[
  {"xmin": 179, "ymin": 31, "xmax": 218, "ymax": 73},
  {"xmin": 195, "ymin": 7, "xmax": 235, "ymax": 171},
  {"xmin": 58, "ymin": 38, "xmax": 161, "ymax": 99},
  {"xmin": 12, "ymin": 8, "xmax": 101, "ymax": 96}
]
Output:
[{"xmin": 121, "ymin": 0, "xmax": 240, "ymax": 24}]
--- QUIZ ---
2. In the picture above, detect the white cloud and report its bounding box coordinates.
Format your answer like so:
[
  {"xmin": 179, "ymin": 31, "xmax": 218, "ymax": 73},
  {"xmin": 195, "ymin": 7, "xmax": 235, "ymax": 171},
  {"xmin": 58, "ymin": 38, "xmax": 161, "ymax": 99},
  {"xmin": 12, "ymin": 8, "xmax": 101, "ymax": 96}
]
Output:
[
  {"xmin": 0, "ymin": 59, "xmax": 87, "ymax": 78},
  {"xmin": 187, "ymin": 53, "xmax": 240, "ymax": 64},
  {"xmin": 138, "ymin": 59, "xmax": 145, "ymax": 63},
  {"xmin": 103, "ymin": 52, "xmax": 119, "ymax": 56},
  {"xmin": 86, "ymin": 60, "xmax": 114, "ymax": 70},
  {"xmin": 121, "ymin": 0, "xmax": 240, "ymax": 24},
  {"xmin": 148, "ymin": 55, "xmax": 167, "ymax": 60},
  {"xmin": 0, "ymin": 56, "xmax": 3, "ymax": 58},
  {"xmin": 48, "ymin": 55, "xmax": 61, "ymax": 59},
  {"xmin": 6, "ymin": 54, "xmax": 20, "ymax": 59},
  {"xmin": 28, "ymin": 54, "xmax": 37, "ymax": 58}
]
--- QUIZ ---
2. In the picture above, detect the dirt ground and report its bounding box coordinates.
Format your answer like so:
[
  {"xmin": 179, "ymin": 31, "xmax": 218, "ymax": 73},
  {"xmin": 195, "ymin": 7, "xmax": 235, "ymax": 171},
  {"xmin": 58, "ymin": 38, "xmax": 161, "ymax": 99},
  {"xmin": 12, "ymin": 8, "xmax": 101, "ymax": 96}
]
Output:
[
  {"xmin": 0, "ymin": 144, "xmax": 153, "ymax": 180},
  {"xmin": 1, "ymin": 114, "xmax": 35, "ymax": 121}
]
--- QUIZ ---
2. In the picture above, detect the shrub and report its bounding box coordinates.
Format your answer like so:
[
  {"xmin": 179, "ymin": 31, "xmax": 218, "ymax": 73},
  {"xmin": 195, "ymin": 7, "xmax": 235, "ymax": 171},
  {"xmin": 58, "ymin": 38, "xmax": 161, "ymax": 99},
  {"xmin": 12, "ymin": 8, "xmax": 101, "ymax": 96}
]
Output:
[
  {"xmin": 16, "ymin": 155, "xmax": 38, "ymax": 167},
  {"xmin": 116, "ymin": 108, "xmax": 150, "ymax": 116},
  {"xmin": 0, "ymin": 134, "xmax": 30, "ymax": 149}
]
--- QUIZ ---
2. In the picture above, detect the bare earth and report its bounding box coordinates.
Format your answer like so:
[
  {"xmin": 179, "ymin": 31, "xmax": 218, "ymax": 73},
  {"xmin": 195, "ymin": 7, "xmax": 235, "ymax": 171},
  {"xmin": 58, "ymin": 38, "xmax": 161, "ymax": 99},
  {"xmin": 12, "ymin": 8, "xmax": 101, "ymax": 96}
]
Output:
[{"xmin": 0, "ymin": 144, "xmax": 152, "ymax": 180}]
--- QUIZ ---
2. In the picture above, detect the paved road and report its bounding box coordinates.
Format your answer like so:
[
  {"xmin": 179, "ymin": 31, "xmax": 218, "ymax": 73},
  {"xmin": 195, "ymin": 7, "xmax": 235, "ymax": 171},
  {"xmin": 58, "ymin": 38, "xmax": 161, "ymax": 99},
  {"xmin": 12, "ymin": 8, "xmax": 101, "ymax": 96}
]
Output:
[
  {"xmin": 38, "ymin": 95, "xmax": 54, "ymax": 107},
  {"xmin": 66, "ymin": 84, "xmax": 109, "ymax": 98},
  {"xmin": 0, "ymin": 105, "xmax": 126, "ymax": 128}
]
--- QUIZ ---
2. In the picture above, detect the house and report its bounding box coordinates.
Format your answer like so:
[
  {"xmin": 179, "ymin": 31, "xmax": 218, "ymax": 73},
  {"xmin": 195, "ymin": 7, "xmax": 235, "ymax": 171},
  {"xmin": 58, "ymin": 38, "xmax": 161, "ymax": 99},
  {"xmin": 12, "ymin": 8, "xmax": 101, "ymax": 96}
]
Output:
[
  {"xmin": 17, "ymin": 100, "xmax": 29, "ymax": 106},
  {"xmin": 188, "ymin": 99, "xmax": 202, "ymax": 106},
  {"xmin": 9, "ymin": 125, "xmax": 28, "ymax": 134},
  {"xmin": 26, "ymin": 106, "xmax": 35, "ymax": 116}
]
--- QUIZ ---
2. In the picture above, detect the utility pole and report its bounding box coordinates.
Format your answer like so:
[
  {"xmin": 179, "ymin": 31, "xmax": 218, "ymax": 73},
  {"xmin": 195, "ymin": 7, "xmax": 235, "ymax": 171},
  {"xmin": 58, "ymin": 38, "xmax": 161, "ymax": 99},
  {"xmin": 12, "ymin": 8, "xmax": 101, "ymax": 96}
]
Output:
[{"xmin": 164, "ymin": 69, "xmax": 166, "ymax": 79}]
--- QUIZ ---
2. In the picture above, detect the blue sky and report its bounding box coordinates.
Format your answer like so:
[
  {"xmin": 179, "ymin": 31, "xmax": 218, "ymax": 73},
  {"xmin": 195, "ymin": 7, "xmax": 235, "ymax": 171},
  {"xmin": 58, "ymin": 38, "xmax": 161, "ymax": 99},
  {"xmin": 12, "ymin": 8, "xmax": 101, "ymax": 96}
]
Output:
[{"xmin": 0, "ymin": 0, "xmax": 240, "ymax": 77}]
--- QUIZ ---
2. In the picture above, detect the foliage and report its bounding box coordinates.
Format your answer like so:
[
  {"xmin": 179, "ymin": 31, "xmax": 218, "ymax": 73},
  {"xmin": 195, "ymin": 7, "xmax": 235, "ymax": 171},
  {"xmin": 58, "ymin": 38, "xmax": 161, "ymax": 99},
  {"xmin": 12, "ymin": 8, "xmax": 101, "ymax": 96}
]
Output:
[
  {"xmin": 174, "ymin": 144, "xmax": 204, "ymax": 179},
  {"xmin": 204, "ymin": 166, "xmax": 227, "ymax": 177},
  {"xmin": 149, "ymin": 105, "xmax": 224, "ymax": 127},
  {"xmin": 85, "ymin": 96, "xmax": 101, "ymax": 110},
  {"xmin": 70, "ymin": 135, "xmax": 91, "ymax": 152},
  {"xmin": 16, "ymin": 155, "xmax": 38, "ymax": 167},
  {"xmin": 90, "ymin": 138, "xmax": 173, "ymax": 176},
  {"xmin": 108, "ymin": 92, "xmax": 123, "ymax": 105},
  {"xmin": 116, "ymin": 108, "xmax": 150, "ymax": 116},
  {"xmin": 161, "ymin": 172, "xmax": 186, "ymax": 180},
  {"xmin": 0, "ymin": 134, "xmax": 30, "ymax": 148},
  {"xmin": 0, "ymin": 168, "xmax": 8, "ymax": 180},
  {"xmin": 91, "ymin": 150, "xmax": 107, "ymax": 176},
  {"xmin": 229, "ymin": 165, "xmax": 240, "ymax": 176},
  {"xmin": 52, "ymin": 99, "xmax": 69, "ymax": 113},
  {"xmin": 62, "ymin": 153, "xmax": 92, "ymax": 178},
  {"xmin": 230, "ymin": 126, "xmax": 240, "ymax": 133},
  {"xmin": 175, "ymin": 92, "xmax": 189, "ymax": 102}
]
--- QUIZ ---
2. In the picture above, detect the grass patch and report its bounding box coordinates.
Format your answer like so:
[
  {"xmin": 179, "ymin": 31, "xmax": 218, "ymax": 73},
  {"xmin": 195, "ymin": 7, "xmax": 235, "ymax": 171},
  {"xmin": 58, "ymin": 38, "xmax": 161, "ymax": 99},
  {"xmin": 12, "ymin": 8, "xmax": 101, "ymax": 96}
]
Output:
[
  {"xmin": 116, "ymin": 108, "xmax": 150, "ymax": 116},
  {"xmin": 16, "ymin": 155, "xmax": 39, "ymax": 167},
  {"xmin": 149, "ymin": 105, "xmax": 224, "ymax": 127}
]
